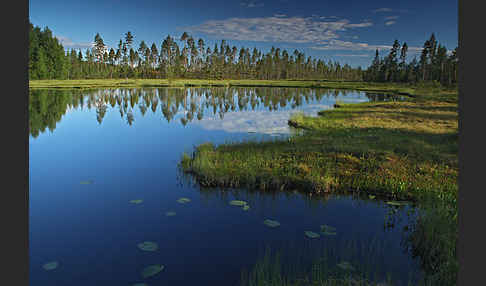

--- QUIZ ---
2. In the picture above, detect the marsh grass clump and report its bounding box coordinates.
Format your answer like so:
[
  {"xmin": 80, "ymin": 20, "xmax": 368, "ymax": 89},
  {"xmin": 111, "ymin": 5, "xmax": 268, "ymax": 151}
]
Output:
[
  {"xmin": 239, "ymin": 238, "xmax": 418, "ymax": 286},
  {"xmin": 403, "ymin": 200, "xmax": 457, "ymax": 286}
]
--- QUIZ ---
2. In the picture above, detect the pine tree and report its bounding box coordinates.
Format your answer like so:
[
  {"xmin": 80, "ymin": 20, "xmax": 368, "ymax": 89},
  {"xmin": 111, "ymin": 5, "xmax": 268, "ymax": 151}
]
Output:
[
  {"xmin": 399, "ymin": 42, "xmax": 408, "ymax": 82},
  {"xmin": 94, "ymin": 33, "xmax": 106, "ymax": 64},
  {"xmin": 34, "ymin": 48, "xmax": 49, "ymax": 79}
]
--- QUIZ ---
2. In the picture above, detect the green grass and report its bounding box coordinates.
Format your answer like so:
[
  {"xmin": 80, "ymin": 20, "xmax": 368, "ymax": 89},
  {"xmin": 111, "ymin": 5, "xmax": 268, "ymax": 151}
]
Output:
[{"xmin": 180, "ymin": 92, "xmax": 458, "ymax": 203}]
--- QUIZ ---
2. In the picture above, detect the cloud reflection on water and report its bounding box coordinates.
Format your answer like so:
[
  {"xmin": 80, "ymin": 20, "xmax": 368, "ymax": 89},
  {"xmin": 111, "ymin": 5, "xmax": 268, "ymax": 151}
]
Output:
[{"xmin": 193, "ymin": 104, "xmax": 333, "ymax": 134}]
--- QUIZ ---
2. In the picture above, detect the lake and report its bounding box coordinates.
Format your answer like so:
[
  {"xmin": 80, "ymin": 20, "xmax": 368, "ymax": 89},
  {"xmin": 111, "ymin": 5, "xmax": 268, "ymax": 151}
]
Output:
[{"xmin": 29, "ymin": 87, "xmax": 422, "ymax": 285}]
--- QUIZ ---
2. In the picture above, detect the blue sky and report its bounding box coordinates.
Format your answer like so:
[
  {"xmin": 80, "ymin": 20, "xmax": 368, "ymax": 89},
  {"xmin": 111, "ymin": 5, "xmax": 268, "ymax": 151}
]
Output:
[{"xmin": 29, "ymin": 0, "xmax": 457, "ymax": 68}]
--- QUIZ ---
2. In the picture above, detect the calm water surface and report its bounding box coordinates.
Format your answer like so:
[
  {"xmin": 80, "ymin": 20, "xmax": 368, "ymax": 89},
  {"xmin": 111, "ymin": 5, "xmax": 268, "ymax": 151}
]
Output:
[{"xmin": 29, "ymin": 87, "xmax": 421, "ymax": 285}]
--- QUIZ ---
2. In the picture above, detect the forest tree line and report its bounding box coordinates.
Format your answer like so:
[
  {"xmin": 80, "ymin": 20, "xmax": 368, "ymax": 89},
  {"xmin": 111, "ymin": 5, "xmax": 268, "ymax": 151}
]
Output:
[
  {"xmin": 29, "ymin": 22, "xmax": 457, "ymax": 86},
  {"xmin": 363, "ymin": 34, "xmax": 458, "ymax": 86}
]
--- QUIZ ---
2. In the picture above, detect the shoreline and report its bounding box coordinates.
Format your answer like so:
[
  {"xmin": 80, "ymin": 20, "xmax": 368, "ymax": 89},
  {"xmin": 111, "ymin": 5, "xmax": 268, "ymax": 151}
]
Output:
[{"xmin": 28, "ymin": 79, "xmax": 457, "ymax": 98}]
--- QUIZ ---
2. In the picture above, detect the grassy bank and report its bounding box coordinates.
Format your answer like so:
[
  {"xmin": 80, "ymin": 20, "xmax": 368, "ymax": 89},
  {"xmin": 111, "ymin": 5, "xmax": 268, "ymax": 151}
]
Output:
[
  {"xmin": 28, "ymin": 78, "xmax": 456, "ymax": 96},
  {"xmin": 180, "ymin": 90, "xmax": 458, "ymax": 203}
]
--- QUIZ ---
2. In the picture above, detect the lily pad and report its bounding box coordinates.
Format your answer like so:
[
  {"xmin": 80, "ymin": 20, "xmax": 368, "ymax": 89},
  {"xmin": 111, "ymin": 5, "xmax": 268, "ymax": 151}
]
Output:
[
  {"xmin": 42, "ymin": 261, "xmax": 59, "ymax": 271},
  {"xmin": 321, "ymin": 230, "xmax": 337, "ymax": 236},
  {"xmin": 386, "ymin": 201, "xmax": 408, "ymax": 206},
  {"xmin": 320, "ymin": 225, "xmax": 336, "ymax": 232},
  {"xmin": 80, "ymin": 180, "xmax": 93, "ymax": 185},
  {"xmin": 337, "ymin": 261, "xmax": 355, "ymax": 271},
  {"xmin": 137, "ymin": 241, "xmax": 158, "ymax": 252},
  {"xmin": 304, "ymin": 231, "xmax": 320, "ymax": 238},
  {"xmin": 229, "ymin": 200, "xmax": 248, "ymax": 206},
  {"xmin": 263, "ymin": 219, "xmax": 280, "ymax": 228},
  {"xmin": 369, "ymin": 195, "xmax": 376, "ymax": 200},
  {"xmin": 141, "ymin": 264, "xmax": 164, "ymax": 278},
  {"xmin": 242, "ymin": 205, "xmax": 250, "ymax": 211},
  {"xmin": 130, "ymin": 199, "xmax": 143, "ymax": 204},
  {"xmin": 165, "ymin": 211, "xmax": 176, "ymax": 216},
  {"xmin": 320, "ymin": 225, "xmax": 337, "ymax": 235},
  {"xmin": 177, "ymin": 198, "xmax": 191, "ymax": 204}
]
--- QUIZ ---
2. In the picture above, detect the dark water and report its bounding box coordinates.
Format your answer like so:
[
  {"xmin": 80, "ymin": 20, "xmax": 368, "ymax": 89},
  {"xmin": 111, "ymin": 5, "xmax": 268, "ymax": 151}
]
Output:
[{"xmin": 29, "ymin": 87, "xmax": 421, "ymax": 285}]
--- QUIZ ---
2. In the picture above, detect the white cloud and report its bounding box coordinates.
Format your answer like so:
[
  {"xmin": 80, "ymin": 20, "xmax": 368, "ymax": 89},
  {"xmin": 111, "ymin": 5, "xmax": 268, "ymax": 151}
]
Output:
[
  {"xmin": 240, "ymin": 1, "xmax": 264, "ymax": 8},
  {"xmin": 194, "ymin": 105, "xmax": 333, "ymax": 134},
  {"xmin": 372, "ymin": 8, "xmax": 393, "ymax": 13},
  {"xmin": 385, "ymin": 21, "xmax": 396, "ymax": 26},
  {"xmin": 310, "ymin": 39, "xmax": 391, "ymax": 51},
  {"xmin": 334, "ymin": 54, "xmax": 371, "ymax": 57},
  {"xmin": 372, "ymin": 8, "xmax": 408, "ymax": 14},
  {"xmin": 384, "ymin": 15, "xmax": 400, "ymax": 20},
  {"xmin": 56, "ymin": 36, "xmax": 94, "ymax": 50},
  {"xmin": 312, "ymin": 40, "xmax": 423, "ymax": 54},
  {"xmin": 407, "ymin": 46, "xmax": 424, "ymax": 54},
  {"xmin": 183, "ymin": 15, "xmax": 373, "ymax": 44}
]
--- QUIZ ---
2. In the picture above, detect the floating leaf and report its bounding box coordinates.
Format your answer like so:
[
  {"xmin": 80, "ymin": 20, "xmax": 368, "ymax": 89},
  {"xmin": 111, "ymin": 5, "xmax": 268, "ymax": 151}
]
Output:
[
  {"xmin": 322, "ymin": 230, "xmax": 337, "ymax": 236},
  {"xmin": 369, "ymin": 195, "xmax": 376, "ymax": 200},
  {"xmin": 141, "ymin": 264, "xmax": 164, "ymax": 278},
  {"xmin": 165, "ymin": 211, "xmax": 176, "ymax": 217},
  {"xmin": 320, "ymin": 225, "xmax": 337, "ymax": 235},
  {"xmin": 229, "ymin": 200, "xmax": 248, "ymax": 206},
  {"xmin": 177, "ymin": 198, "xmax": 191, "ymax": 204},
  {"xmin": 80, "ymin": 180, "xmax": 93, "ymax": 185},
  {"xmin": 137, "ymin": 241, "xmax": 158, "ymax": 252},
  {"xmin": 242, "ymin": 205, "xmax": 250, "ymax": 211},
  {"xmin": 304, "ymin": 231, "xmax": 320, "ymax": 238},
  {"xmin": 42, "ymin": 261, "xmax": 59, "ymax": 271},
  {"xmin": 386, "ymin": 201, "xmax": 408, "ymax": 206},
  {"xmin": 321, "ymin": 230, "xmax": 337, "ymax": 236},
  {"xmin": 130, "ymin": 199, "xmax": 143, "ymax": 204},
  {"xmin": 263, "ymin": 219, "xmax": 280, "ymax": 228},
  {"xmin": 320, "ymin": 225, "xmax": 336, "ymax": 232},
  {"xmin": 337, "ymin": 261, "xmax": 355, "ymax": 271}
]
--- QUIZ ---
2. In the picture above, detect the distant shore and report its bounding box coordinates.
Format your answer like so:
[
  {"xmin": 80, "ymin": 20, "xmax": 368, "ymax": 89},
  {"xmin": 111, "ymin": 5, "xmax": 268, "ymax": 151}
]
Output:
[{"xmin": 28, "ymin": 79, "xmax": 456, "ymax": 97}]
